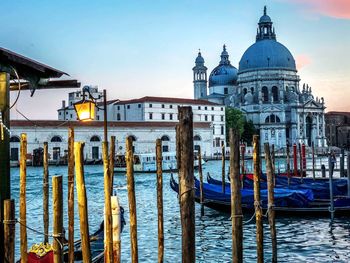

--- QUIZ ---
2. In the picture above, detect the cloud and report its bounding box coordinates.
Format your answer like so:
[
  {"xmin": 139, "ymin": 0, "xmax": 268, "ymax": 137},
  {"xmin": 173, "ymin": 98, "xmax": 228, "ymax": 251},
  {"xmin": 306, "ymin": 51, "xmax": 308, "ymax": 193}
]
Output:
[
  {"xmin": 282, "ymin": 0, "xmax": 350, "ymax": 19},
  {"xmin": 296, "ymin": 54, "xmax": 311, "ymax": 70}
]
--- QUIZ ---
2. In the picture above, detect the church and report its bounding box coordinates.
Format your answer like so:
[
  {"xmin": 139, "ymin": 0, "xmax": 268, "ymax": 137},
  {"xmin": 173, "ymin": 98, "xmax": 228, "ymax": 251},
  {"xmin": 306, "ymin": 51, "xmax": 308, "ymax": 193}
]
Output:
[{"xmin": 193, "ymin": 7, "xmax": 327, "ymax": 148}]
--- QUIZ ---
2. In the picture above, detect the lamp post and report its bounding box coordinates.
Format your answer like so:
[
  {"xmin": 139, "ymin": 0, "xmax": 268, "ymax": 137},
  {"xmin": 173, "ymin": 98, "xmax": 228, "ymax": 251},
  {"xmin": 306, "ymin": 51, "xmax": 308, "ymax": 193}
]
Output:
[{"xmin": 73, "ymin": 86, "xmax": 108, "ymax": 141}]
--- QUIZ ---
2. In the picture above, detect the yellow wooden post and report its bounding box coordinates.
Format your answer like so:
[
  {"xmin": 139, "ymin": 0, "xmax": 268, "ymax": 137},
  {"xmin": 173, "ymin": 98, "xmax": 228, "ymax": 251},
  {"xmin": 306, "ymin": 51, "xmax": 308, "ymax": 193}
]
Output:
[{"xmin": 20, "ymin": 133, "xmax": 27, "ymax": 263}]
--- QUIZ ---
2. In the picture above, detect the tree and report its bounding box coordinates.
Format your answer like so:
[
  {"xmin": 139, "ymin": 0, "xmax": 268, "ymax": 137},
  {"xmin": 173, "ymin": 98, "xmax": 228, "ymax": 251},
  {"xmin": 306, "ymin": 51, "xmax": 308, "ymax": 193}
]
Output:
[{"xmin": 225, "ymin": 107, "xmax": 257, "ymax": 145}]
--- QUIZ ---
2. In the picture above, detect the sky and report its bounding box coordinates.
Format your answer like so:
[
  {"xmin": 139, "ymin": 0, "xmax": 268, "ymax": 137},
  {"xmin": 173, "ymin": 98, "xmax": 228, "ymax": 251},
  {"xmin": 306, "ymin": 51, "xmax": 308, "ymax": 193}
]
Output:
[{"xmin": 1, "ymin": 0, "xmax": 349, "ymax": 120}]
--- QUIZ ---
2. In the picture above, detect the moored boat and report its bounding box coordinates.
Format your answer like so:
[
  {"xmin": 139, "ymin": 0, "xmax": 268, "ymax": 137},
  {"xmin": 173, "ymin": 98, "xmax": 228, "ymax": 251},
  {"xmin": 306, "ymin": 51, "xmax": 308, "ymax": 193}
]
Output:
[{"xmin": 115, "ymin": 151, "xmax": 206, "ymax": 173}]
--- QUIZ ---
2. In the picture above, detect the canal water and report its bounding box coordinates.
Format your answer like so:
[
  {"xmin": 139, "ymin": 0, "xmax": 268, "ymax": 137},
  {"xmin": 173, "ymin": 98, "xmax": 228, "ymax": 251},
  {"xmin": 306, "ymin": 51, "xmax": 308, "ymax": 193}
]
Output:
[{"xmin": 11, "ymin": 160, "xmax": 350, "ymax": 262}]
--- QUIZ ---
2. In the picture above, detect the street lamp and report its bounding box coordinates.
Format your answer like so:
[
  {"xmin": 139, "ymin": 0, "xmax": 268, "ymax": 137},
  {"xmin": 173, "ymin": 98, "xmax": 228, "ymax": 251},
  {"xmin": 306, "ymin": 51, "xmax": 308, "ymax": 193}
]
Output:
[{"xmin": 73, "ymin": 86, "xmax": 108, "ymax": 142}]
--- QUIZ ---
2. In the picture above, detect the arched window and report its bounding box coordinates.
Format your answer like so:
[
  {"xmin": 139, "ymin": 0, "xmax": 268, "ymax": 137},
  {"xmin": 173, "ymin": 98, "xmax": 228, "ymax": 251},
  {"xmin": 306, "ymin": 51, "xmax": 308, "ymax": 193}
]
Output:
[
  {"xmin": 90, "ymin": 135, "xmax": 101, "ymax": 142},
  {"xmin": 10, "ymin": 136, "xmax": 20, "ymax": 142},
  {"xmin": 194, "ymin": 135, "xmax": 201, "ymax": 141},
  {"xmin": 161, "ymin": 135, "xmax": 170, "ymax": 141},
  {"xmin": 276, "ymin": 116, "xmax": 281, "ymax": 123},
  {"xmin": 251, "ymin": 87, "xmax": 254, "ymax": 94},
  {"xmin": 51, "ymin": 136, "xmax": 62, "ymax": 142},
  {"xmin": 243, "ymin": 88, "xmax": 247, "ymax": 96},
  {"xmin": 272, "ymin": 86, "xmax": 279, "ymax": 102},
  {"xmin": 262, "ymin": 87, "xmax": 268, "ymax": 102}
]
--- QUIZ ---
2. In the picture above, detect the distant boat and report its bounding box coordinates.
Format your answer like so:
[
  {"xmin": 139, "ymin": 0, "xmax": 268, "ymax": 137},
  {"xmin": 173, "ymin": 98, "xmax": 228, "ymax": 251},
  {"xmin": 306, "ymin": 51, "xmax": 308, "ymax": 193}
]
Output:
[{"xmin": 114, "ymin": 151, "xmax": 206, "ymax": 173}]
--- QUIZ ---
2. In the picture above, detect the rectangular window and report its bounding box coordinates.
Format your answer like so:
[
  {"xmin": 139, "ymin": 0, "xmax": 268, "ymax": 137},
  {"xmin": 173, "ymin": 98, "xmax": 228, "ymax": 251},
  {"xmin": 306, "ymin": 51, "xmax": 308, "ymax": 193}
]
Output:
[
  {"xmin": 162, "ymin": 104, "xmax": 165, "ymax": 108},
  {"xmin": 224, "ymin": 88, "xmax": 228, "ymax": 94},
  {"xmin": 149, "ymin": 104, "xmax": 153, "ymax": 108},
  {"xmin": 162, "ymin": 113, "xmax": 165, "ymax": 120},
  {"xmin": 162, "ymin": 145, "xmax": 169, "ymax": 152},
  {"xmin": 138, "ymin": 104, "xmax": 141, "ymax": 108},
  {"xmin": 221, "ymin": 126, "xmax": 224, "ymax": 135},
  {"xmin": 170, "ymin": 114, "xmax": 173, "ymax": 120},
  {"xmin": 92, "ymin": 146, "xmax": 99, "ymax": 159},
  {"xmin": 169, "ymin": 105, "xmax": 173, "ymax": 109},
  {"xmin": 53, "ymin": 147, "xmax": 60, "ymax": 161},
  {"xmin": 70, "ymin": 114, "xmax": 72, "ymax": 118},
  {"xmin": 215, "ymin": 138, "xmax": 220, "ymax": 147},
  {"xmin": 149, "ymin": 113, "xmax": 153, "ymax": 120},
  {"xmin": 59, "ymin": 112, "xmax": 61, "ymax": 115},
  {"xmin": 211, "ymin": 115, "xmax": 214, "ymax": 121},
  {"xmin": 205, "ymin": 115, "xmax": 208, "ymax": 121},
  {"xmin": 221, "ymin": 107, "xmax": 224, "ymax": 111},
  {"xmin": 117, "ymin": 106, "xmax": 120, "ymax": 110},
  {"xmin": 10, "ymin": 148, "xmax": 19, "ymax": 161},
  {"xmin": 211, "ymin": 107, "xmax": 214, "ymax": 110},
  {"xmin": 205, "ymin": 106, "xmax": 207, "ymax": 110},
  {"xmin": 97, "ymin": 115, "xmax": 100, "ymax": 120},
  {"xmin": 221, "ymin": 115, "xmax": 224, "ymax": 121},
  {"xmin": 198, "ymin": 106, "xmax": 201, "ymax": 110},
  {"xmin": 127, "ymin": 105, "xmax": 130, "ymax": 109}
]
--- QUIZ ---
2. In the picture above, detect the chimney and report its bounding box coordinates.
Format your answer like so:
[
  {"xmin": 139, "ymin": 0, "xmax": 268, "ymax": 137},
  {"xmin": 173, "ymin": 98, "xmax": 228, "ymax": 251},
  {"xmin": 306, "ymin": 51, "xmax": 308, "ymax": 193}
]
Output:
[{"xmin": 62, "ymin": 100, "xmax": 66, "ymax": 109}]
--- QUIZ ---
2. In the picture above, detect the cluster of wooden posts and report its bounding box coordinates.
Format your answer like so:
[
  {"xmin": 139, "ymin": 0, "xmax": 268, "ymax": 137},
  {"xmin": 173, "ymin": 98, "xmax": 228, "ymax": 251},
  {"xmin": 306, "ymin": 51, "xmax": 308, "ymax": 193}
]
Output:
[
  {"xmin": 4, "ymin": 106, "xmax": 350, "ymax": 263},
  {"xmin": 177, "ymin": 107, "xmax": 278, "ymax": 262},
  {"xmin": 2, "ymin": 128, "xmax": 125, "ymax": 263}
]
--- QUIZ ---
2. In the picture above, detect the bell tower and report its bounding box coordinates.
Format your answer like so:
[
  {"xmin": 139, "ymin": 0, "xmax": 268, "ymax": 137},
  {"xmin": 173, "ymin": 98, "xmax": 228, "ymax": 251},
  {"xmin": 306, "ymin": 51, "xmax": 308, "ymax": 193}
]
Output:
[
  {"xmin": 256, "ymin": 6, "xmax": 276, "ymax": 41},
  {"xmin": 193, "ymin": 50, "xmax": 207, "ymax": 99}
]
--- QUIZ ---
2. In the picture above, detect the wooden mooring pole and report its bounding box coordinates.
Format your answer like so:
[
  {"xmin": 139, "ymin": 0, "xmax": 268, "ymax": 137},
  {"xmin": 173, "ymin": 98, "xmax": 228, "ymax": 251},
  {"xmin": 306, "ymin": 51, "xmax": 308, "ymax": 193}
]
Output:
[
  {"xmin": 328, "ymin": 155, "xmax": 335, "ymax": 221},
  {"xmin": 340, "ymin": 148, "xmax": 345, "ymax": 177},
  {"xmin": 74, "ymin": 142, "xmax": 91, "ymax": 262},
  {"xmin": 299, "ymin": 143, "xmax": 303, "ymax": 182},
  {"xmin": 103, "ymin": 141, "xmax": 113, "ymax": 263},
  {"xmin": 271, "ymin": 144, "xmax": 275, "ymax": 185},
  {"xmin": 126, "ymin": 136, "xmax": 139, "ymax": 263},
  {"xmin": 176, "ymin": 124, "xmax": 182, "ymax": 207},
  {"xmin": 178, "ymin": 106, "xmax": 195, "ymax": 263},
  {"xmin": 264, "ymin": 143, "xmax": 277, "ymax": 263},
  {"xmin": 198, "ymin": 146, "xmax": 204, "ymax": 215},
  {"xmin": 286, "ymin": 141, "xmax": 291, "ymax": 186},
  {"xmin": 229, "ymin": 129, "xmax": 242, "ymax": 263},
  {"xmin": 241, "ymin": 144, "xmax": 245, "ymax": 189},
  {"xmin": 67, "ymin": 127, "xmax": 75, "ymax": 263},
  {"xmin": 52, "ymin": 175, "xmax": 63, "ymax": 263},
  {"xmin": 20, "ymin": 133, "xmax": 27, "ymax": 263},
  {"xmin": 3, "ymin": 199, "xmax": 15, "ymax": 263},
  {"xmin": 253, "ymin": 135, "xmax": 263, "ymax": 263},
  {"xmin": 111, "ymin": 196, "xmax": 121, "ymax": 263},
  {"xmin": 222, "ymin": 145, "xmax": 225, "ymax": 193},
  {"xmin": 43, "ymin": 142, "xmax": 49, "ymax": 244},
  {"xmin": 110, "ymin": 136, "xmax": 116, "ymax": 193},
  {"xmin": 312, "ymin": 142, "xmax": 315, "ymax": 180},
  {"xmin": 347, "ymin": 151, "xmax": 350, "ymax": 197},
  {"xmin": 156, "ymin": 139, "xmax": 164, "ymax": 263},
  {"xmin": 293, "ymin": 143, "xmax": 297, "ymax": 177}
]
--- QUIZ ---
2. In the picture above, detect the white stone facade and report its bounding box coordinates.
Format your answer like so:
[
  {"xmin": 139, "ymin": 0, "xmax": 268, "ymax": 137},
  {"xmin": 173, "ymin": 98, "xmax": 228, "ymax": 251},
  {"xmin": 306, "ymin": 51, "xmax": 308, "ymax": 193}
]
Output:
[{"xmin": 10, "ymin": 120, "xmax": 214, "ymax": 164}]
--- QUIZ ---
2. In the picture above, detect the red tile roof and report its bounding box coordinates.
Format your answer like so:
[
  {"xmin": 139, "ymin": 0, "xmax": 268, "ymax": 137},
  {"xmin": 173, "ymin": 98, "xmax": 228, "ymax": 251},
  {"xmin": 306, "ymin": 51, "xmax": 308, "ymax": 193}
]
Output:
[
  {"xmin": 326, "ymin": 111, "xmax": 350, "ymax": 116},
  {"xmin": 11, "ymin": 120, "xmax": 211, "ymax": 129}
]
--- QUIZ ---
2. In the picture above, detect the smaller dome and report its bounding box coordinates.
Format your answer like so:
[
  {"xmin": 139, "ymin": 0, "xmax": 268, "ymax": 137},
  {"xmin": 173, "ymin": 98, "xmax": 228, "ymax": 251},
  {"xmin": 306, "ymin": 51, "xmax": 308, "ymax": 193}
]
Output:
[
  {"xmin": 209, "ymin": 64, "xmax": 237, "ymax": 87},
  {"xmin": 209, "ymin": 45, "xmax": 237, "ymax": 87},
  {"xmin": 259, "ymin": 15, "xmax": 271, "ymax": 23},
  {"xmin": 195, "ymin": 52, "xmax": 205, "ymax": 64}
]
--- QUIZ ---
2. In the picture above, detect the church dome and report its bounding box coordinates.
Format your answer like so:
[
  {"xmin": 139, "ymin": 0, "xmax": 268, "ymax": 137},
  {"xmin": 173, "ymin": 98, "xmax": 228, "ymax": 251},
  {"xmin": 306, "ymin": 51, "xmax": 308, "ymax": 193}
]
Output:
[
  {"xmin": 209, "ymin": 45, "xmax": 238, "ymax": 87},
  {"xmin": 239, "ymin": 6, "xmax": 296, "ymax": 73},
  {"xmin": 195, "ymin": 51, "xmax": 205, "ymax": 64},
  {"xmin": 239, "ymin": 40, "xmax": 296, "ymax": 72}
]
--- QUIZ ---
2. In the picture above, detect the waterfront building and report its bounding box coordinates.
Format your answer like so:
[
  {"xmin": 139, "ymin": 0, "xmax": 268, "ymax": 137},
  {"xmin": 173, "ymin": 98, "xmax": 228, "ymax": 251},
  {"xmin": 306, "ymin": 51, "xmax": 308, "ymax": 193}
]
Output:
[
  {"xmin": 58, "ymin": 92, "xmax": 226, "ymax": 152},
  {"xmin": 10, "ymin": 120, "xmax": 213, "ymax": 165},
  {"xmin": 193, "ymin": 7, "xmax": 327, "ymax": 148},
  {"xmin": 325, "ymin": 111, "xmax": 350, "ymax": 149}
]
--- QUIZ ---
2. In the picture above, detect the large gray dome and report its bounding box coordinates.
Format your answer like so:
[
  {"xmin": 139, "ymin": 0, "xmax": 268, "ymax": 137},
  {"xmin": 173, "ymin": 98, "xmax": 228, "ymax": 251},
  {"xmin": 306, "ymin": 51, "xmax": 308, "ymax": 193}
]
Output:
[
  {"xmin": 239, "ymin": 39, "xmax": 296, "ymax": 73},
  {"xmin": 209, "ymin": 45, "xmax": 238, "ymax": 87}
]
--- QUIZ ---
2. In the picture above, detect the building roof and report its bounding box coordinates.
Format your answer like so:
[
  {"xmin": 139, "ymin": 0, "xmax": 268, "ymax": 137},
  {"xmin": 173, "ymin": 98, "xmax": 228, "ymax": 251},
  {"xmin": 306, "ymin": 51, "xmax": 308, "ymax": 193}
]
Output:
[
  {"xmin": 326, "ymin": 111, "xmax": 350, "ymax": 117},
  {"xmin": 114, "ymin": 96, "xmax": 220, "ymax": 106},
  {"xmin": 0, "ymin": 47, "xmax": 67, "ymax": 78},
  {"xmin": 11, "ymin": 120, "xmax": 212, "ymax": 129}
]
